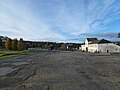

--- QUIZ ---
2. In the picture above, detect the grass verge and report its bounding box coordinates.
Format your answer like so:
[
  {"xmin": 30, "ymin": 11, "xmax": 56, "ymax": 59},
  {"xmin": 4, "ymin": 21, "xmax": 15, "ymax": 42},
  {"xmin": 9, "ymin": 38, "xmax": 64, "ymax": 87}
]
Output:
[
  {"xmin": 0, "ymin": 49, "xmax": 40, "ymax": 60},
  {"xmin": 110, "ymin": 52, "xmax": 120, "ymax": 56}
]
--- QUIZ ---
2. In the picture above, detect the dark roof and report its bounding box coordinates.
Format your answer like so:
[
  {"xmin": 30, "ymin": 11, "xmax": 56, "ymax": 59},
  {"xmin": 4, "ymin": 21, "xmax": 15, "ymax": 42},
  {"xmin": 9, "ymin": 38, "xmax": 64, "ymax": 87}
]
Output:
[
  {"xmin": 113, "ymin": 41, "xmax": 120, "ymax": 46},
  {"xmin": 90, "ymin": 39, "xmax": 112, "ymax": 44},
  {"xmin": 113, "ymin": 41, "xmax": 120, "ymax": 43},
  {"xmin": 86, "ymin": 38, "xmax": 98, "ymax": 41},
  {"xmin": 90, "ymin": 40, "xmax": 100, "ymax": 44}
]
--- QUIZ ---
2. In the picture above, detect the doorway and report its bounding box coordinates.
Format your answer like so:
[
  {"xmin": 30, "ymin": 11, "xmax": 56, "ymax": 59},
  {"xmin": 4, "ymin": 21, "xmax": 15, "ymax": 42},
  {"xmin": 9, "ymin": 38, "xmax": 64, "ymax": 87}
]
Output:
[{"xmin": 86, "ymin": 47, "xmax": 88, "ymax": 52}]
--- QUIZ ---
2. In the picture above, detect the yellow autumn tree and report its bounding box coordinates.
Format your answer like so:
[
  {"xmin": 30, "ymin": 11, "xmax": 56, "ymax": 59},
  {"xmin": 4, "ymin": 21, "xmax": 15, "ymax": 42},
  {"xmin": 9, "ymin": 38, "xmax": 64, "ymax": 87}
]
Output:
[
  {"xmin": 17, "ymin": 38, "xmax": 24, "ymax": 51},
  {"xmin": 5, "ymin": 38, "xmax": 12, "ymax": 50},
  {"xmin": 12, "ymin": 38, "xmax": 18, "ymax": 50}
]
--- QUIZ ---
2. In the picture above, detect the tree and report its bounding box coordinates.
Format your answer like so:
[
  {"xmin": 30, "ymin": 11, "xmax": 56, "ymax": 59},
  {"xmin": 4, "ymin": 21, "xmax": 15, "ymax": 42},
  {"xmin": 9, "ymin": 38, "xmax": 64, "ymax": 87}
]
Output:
[
  {"xmin": 118, "ymin": 33, "xmax": 120, "ymax": 38},
  {"xmin": 5, "ymin": 38, "xmax": 12, "ymax": 50},
  {"xmin": 48, "ymin": 44, "xmax": 54, "ymax": 50},
  {"xmin": 12, "ymin": 38, "xmax": 18, "ymax": 50},
  {"xmin": 44, "ymin": 43, "xmax": 49, "ymax": 49},
  {"xmin": 17, "ymin": 38, "xmax": 24, "ymax": 51},
  {"xmin": 60, "ymin": 44, "xmax": 67, "ymax": 50},
  {"xmin": 0, "ymin": 38, "xmax": 2, "ymax": 47},
  {"xmin": 31, "ymin": 42, "xmax": 36, "ymax": 48}
]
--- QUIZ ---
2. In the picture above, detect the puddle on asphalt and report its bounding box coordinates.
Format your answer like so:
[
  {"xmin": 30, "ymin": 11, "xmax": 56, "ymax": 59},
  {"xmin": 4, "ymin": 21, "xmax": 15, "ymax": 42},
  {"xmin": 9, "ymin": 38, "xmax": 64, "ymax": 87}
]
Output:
[
  {"xmin": 0, "ymin": 67, "xmax": 17, "ymax": 76},
  {"xmin": 12, "ymin": 62, "xmax": 29, "ymax": 65}
]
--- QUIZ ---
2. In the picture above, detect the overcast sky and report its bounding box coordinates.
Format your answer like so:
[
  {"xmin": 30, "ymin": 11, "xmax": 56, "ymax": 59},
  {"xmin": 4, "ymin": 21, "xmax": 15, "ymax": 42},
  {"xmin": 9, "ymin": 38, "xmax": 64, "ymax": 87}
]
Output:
[{"xmin": 0, "ymin": 0, "xmax": 120, "ymax": 42}]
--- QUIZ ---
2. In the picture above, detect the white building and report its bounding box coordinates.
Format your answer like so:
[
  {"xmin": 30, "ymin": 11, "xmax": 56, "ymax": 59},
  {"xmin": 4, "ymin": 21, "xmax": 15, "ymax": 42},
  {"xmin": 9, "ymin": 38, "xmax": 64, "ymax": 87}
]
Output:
[{"xmin": 81, "ymin": 38, "xmax": 120, "ymax": 53}]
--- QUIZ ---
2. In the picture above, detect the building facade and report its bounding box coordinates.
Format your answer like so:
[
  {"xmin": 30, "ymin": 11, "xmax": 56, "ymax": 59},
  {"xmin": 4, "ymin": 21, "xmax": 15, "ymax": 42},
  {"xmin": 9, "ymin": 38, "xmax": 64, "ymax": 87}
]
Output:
[{"xmin": 81, "ymin": 38, "xmax": 120, "ymax": 53}]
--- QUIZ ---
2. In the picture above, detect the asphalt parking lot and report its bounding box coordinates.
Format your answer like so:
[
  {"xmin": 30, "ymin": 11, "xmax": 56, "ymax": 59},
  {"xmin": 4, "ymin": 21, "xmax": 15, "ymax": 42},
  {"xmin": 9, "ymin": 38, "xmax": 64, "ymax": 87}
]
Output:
[{"xmin": 0, "ymin": 50, "xmax": 120, "ymax": 90}]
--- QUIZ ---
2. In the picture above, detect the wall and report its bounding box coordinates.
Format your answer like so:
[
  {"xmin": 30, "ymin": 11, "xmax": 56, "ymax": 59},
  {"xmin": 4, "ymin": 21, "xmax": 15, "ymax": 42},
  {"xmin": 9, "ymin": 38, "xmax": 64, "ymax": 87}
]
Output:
[
  {"xmin": 85, "ymin": 39, "xmax": 88, "ymax": 45},
  {"xmin": 98, "ymin": 43, "xmax": 120, "ymax": 53},
  {"xmin": 88, "ymin": 44, "xmax": 98, "ymax": 52},
  {"xmin": 81, "ymin": 41, "xmax": 120, "ymax": 53},
  {"xmin": 81, "ymin": 45, "xmax": 86, "ymax": 51}
]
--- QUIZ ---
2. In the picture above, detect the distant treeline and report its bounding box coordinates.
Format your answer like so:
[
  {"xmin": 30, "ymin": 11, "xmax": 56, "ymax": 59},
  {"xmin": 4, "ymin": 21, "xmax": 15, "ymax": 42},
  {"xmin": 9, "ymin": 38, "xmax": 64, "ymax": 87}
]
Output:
[{"xmin": 0, "ymin": 36, "xmax": 81, "ymax": 51}]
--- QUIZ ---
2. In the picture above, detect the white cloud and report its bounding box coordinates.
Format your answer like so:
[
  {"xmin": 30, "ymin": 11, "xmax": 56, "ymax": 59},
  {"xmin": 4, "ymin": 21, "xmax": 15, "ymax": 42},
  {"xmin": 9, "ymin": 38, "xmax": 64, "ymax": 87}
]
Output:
[
  {"xmin": 52, "ymin": 0, "xmax": 120, "ymax": 42},
  {"xmin": 0, "ymin": 0, "xmax": 65, "ymax": 41},
  {"xmin": 0, "ymin": 0, "xmax": 119, "ymax": 42}
]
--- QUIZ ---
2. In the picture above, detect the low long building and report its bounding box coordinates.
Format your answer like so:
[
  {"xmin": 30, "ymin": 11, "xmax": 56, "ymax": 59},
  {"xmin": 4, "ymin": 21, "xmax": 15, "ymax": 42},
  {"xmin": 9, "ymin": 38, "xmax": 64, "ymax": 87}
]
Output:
[{"xmin": 81, "ymin": 38, "xmax": 120, "ymax": 53}]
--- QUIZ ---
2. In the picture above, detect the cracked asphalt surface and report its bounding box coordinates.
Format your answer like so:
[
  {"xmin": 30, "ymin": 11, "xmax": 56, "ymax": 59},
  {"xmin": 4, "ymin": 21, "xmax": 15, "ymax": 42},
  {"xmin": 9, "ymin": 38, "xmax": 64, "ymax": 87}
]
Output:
[{"xmin": 0, "ymin": 50, "xmax": 120, "ymax": 90}]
